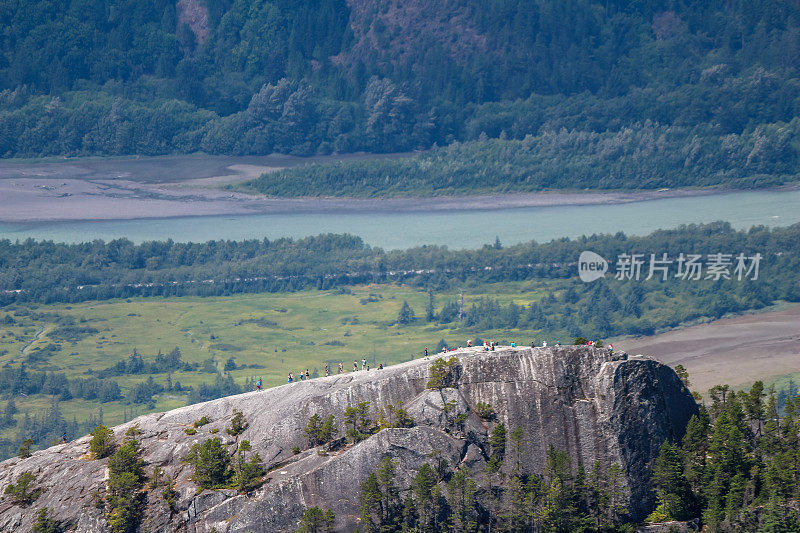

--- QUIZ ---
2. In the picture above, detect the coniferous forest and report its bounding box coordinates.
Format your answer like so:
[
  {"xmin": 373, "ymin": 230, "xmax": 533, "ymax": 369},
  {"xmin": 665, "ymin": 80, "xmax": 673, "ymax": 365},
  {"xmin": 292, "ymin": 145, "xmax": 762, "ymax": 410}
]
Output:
[{"xmin": 1, "ymin": 0, "xmax": 799, "ymax": 194}]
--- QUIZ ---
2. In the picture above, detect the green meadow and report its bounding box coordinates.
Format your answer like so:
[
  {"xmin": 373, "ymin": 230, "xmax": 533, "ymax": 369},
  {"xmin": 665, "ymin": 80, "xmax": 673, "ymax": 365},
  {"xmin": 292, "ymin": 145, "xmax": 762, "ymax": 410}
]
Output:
[{"xmin": 0, "ymin": 281, "xmax": 561, "ymax": 433}]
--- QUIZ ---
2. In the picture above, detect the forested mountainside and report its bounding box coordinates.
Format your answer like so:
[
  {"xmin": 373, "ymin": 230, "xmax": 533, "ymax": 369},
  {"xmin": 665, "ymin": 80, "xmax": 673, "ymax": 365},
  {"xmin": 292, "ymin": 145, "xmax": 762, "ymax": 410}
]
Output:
[{"xmin": 1, "ymin": 0, "xmax": 799, "ymax": 181}]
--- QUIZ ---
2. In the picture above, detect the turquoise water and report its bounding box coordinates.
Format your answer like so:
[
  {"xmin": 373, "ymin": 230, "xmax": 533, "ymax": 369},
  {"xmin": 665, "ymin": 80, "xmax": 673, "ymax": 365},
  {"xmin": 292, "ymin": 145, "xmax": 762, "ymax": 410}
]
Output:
[{"xmin": 1, "ymin": 189, "xmax": 798, "ymax": 249}]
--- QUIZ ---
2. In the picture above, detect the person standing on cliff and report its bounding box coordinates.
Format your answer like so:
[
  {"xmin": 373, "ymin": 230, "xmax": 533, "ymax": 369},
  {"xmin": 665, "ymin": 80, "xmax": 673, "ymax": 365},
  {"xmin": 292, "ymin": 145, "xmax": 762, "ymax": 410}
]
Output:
[
  {"xmin": 362, "ymin": 358, "xmax": 367, "ymax": 370},
  {"xmin": 325, "ymin": 364, "xmax": 330, "ymax": 377},
  {"xmin": 354, "ymin": 360, "xmax": 358, "ymax": 371},
  {"xmin": 256, "ymin": 378, "xmax": 262, "ymax": 391},
  {"xmin": 424, "ymin": 347, "xmax": 428, "ymax": 359},
  {"xmin": 339, "ymin": 362, "xmax": 343, "ymax": 374}
]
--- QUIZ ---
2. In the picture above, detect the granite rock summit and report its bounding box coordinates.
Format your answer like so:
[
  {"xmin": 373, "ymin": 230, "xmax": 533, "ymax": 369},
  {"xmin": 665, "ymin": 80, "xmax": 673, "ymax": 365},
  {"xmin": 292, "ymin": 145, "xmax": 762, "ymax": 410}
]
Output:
[{"xmin": 0, "ymin": 345, "xmax": 697, "ymax": 532}]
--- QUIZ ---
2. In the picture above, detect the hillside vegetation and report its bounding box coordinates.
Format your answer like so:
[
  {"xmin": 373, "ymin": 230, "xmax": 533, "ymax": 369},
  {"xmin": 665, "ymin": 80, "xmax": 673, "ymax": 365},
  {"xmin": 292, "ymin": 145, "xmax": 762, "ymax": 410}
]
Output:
[
  {"xmin": 247, "ymin": 126, "xmax": 799, "ymax": 196},
  {"xmin": 1, "ymin": 0, "xmax": 799, "ymax": 192}
]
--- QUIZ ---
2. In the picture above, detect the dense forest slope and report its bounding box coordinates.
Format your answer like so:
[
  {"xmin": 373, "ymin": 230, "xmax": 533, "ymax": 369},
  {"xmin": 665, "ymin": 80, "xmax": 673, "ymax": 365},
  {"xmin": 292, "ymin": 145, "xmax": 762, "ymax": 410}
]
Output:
[
  {"xmin": 1, "ymin": 0, "xmax": 799, "ymax": 190},
  {"xmin": 0, "ymin": 345, "xmax": 697, "ymax": 531}
]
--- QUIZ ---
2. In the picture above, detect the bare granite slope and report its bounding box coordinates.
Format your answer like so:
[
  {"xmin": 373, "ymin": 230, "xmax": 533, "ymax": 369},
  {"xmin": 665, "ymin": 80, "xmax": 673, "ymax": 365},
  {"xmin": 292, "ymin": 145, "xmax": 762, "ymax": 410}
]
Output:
[{"xmin": 0, "ymin": 345, "xmax": 697, "ymax": 532}]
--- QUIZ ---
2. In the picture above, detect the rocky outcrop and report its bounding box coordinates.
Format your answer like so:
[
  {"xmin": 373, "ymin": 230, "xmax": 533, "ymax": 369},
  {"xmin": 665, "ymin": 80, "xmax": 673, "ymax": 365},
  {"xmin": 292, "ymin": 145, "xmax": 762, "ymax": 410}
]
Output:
[{"xmin": 0, "ymin": 346, "xmax": 697, "ymax": 532}]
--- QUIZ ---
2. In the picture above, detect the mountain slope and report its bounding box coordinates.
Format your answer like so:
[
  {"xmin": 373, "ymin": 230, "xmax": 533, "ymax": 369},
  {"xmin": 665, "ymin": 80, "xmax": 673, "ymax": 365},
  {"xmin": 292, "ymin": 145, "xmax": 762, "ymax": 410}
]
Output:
[
  {"xmin": 0, "ymin": 345, "xmax": 697, "ymax": 531},
  {"xmin": 0, "ymin": 0, "xmax": 798, "ymax": 180}
]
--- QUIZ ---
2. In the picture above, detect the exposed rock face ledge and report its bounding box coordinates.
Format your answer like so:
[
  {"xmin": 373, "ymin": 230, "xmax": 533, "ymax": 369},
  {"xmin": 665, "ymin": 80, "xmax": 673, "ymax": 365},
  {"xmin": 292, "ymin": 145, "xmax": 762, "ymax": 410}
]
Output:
[{"xmin": 0, "ymin": 346, "xmax": 697, "ymax": 532}]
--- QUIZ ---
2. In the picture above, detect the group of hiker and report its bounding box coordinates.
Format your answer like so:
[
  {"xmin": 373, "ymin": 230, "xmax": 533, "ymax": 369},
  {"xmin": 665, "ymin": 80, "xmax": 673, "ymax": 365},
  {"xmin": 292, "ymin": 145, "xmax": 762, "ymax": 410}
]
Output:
[
  {"xmin": 286, "ymin": 368, "xmax": 312, "ymax": 383},
  {"xmin": 251, "ymin": 337, "xmax": 612, "ymax": 391},
  {"xmin": 281, "ymin": 357, "xmax": 387, "ymax": 384}
]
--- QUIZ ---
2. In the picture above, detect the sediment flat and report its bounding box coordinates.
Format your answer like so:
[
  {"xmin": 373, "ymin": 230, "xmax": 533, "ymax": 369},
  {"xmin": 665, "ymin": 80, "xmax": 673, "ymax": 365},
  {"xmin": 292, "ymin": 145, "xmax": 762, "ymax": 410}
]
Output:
[
  {"xmin": 0, "ymin": 154, "xmax": 737, "ymax": 222},
  {"xmin": 615, "ymin": 305, "xmax": 800, "ymax": 393}
]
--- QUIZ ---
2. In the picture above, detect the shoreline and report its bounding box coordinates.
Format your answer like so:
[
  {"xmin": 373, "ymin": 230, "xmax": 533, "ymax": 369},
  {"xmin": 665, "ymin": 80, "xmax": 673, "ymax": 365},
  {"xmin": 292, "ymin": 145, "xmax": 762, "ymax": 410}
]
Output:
[
  {"xmin": 1, "ymin": 180, "xmax": 796, "ymax": 224},
  {"xmin": 2, "ymin": 153, "xmax": 798, "ymax": 223}
]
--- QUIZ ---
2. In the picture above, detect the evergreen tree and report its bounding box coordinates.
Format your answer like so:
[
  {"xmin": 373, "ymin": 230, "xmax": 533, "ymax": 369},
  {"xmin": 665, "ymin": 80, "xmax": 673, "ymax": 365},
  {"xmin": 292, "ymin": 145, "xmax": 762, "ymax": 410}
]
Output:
[
  {"xmin": 647, "ymin": 441, "xmax": 693, "ymax": 522},
  {"xmin": 447, "ymin": 469, "xmax": 477, "ymax": 532},
  {"xmin": 412, "ymin": 463, "xmax": 441, "ymax": 532},
  {"xmin": 681, "ymin": 408, "xmax": 710, "ymax": 501},
  {"xmin": 319, "ymin": 415, "xmax": 337, "ymax": 444},
  {"xmin": 502, "ymin": 473, "xmax": 527, "ymax": 532},
  {"xmin": 359, "ymin": 473, "xmax": 381, "ymax": 533},
  {"xmin": 31, "ymin": 507, "xmax": 61, "ymax": 533},
  {"xmin": 397, "ymin": 301, "xmax": 415, "ymax": 326},
  {"xmin": 304, "ymin": 414, "xmax": 324, "ymax": 447},
  {"xmin": 4, "ymin": 471, "xmax": 42, "ymax": 506},
  {"xmin": 297, "ymin": 506, "xmax": 335, "ymax": 533},
  {"xmin": 605, "ymin": 463, "xmax": 628, "ymax": 525},
  {"xmin": 487, "ymin": 423, "xmax": 506, "ymax": 472},
  {"xmin": 105, "ymin": 437, "xmax": 146, "ymax": 533},
  {"xmin": 376, "ymin": 456, "xmax": 401, "ymax": 529},
  {"xmin": 509, "ymin": 426, "xmax": 525, "ymax": 474},
  {"xmin": 703, "ymin": 397, "xmax": 751, "ymax": 529},
  {"xmin": 426, "ymin": 289, "xmax": 435, "ymax": 322},
  {"xmin": 231, "ymin": 440, "xmax": 264, "ymax": 493},
  {"xmin": 744, "ymin": 381, "xmax": 766, "ymax": 439},
  {"xmin": 184, "ymin": 438, "xmax": 231, "ymax": 489},
  {"xmin": 89, "ymin": 424, "xmax": 116, "ymax": 459},
  {"xmin": 343, "ymin": 402, "xmax": 371, "ymax": 443}
]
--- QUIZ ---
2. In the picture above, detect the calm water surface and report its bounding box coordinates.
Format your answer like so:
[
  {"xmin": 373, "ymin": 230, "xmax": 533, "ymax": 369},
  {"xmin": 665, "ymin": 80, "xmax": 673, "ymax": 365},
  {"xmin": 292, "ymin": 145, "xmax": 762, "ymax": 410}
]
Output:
[{"xmin": 1, "ymin": 189, "xmax": 798, "ymax": 249}]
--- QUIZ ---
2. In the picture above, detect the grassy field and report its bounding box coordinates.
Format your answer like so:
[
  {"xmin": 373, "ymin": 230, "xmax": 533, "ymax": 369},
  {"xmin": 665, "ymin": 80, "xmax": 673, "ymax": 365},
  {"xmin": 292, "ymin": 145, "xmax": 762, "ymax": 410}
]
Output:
[{"xmin": 0, "ymin": 281, "xmax": 562, "ymax": 433}]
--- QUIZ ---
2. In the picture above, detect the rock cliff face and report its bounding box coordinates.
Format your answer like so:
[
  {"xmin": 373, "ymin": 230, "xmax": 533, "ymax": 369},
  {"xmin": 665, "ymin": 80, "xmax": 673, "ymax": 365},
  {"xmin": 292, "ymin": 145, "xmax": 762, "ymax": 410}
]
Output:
[{"xmin": 0, "ymin": 346, "xmax": 697, "ymax": 532}]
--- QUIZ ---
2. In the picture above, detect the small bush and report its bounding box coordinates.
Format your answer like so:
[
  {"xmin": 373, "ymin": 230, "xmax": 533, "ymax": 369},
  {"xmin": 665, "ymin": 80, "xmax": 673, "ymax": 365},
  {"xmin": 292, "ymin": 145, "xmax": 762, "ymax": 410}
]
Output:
[
  {"xmin": 474, "ymin": 402, "xmax": 496, "ymax": 420},
  {"xmin": 193, "ymin": 416, "xmax": 211, "ymax": 428},
  {"xmin": 31, "ymin": 507, "xmax": 61, "ymax": 533},
  {"xmin": 292, "ymin": 446, "xmax": 301, "ymax": 454},
  {"xmin": 297, "ymin": 506, "xmax": 335, "ymax": 533},
  {"xmin": 226, "ymin": 409, "xmax": 248, "ymax": 437},
  {"xmin": 573, "ymin": 337, "xmax": 588, "ymax": 345},
  {"xmin": 231, "ymin": 440, "xmax": 264, "ymax": 492},
  {"xmin": 305, "ymin": 414, "xmax": 338, "ymax": 447},
  {"xmin": 427, "ymin": 357, "xmax": 458, "ymax": 389},
  {"xmin": 4, "ymin": 471, "xmax": 42, "ymax": 506},
  {"xmin": 90, "ymin": 424, "xmax": 116, "ymax": 459},
  {"xmin": 210, "ymin": 428, "xmax": 219, "ymax": 434},
  {"xmin": 18, "ymin": 438, "xmax": 34, "ymax": 458},
  {"xmin": 184, "ymin": 438, "xmax": 231, "ymax": 489},
  {"xmin": 184, "ymin": 427, "xmax": 197, "ymax": 435},
  {"xmin": 105, "ymin": 438, "xmax": 146, "ymax": 532}
]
